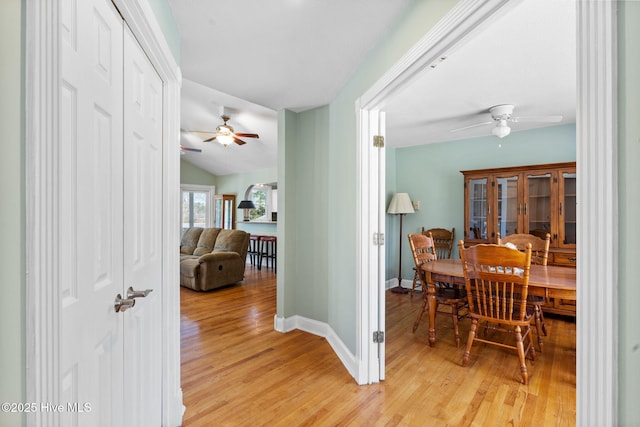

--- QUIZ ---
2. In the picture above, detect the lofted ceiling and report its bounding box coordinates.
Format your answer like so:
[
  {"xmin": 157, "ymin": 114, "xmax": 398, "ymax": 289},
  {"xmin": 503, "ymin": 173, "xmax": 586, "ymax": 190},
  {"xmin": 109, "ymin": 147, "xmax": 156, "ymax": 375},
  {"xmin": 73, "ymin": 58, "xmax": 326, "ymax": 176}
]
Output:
[{"xmin": 171, "ymin": 0, "xmax": 576, "ymax": 176}]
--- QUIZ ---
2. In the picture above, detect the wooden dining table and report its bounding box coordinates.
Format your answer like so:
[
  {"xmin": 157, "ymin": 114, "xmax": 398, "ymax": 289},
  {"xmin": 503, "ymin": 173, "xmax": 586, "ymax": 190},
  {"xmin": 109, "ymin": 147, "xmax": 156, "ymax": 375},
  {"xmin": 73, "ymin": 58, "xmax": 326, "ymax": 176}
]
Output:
[{"xmin": 420, "ymin": 259, "xmax": 576, "ymax": 346}]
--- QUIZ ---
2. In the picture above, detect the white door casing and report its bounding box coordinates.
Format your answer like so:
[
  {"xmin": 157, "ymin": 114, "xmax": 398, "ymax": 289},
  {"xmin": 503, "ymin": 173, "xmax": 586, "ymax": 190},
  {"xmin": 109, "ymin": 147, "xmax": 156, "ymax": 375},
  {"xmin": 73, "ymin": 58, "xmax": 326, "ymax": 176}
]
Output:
[
  {"xmin": 58, "ymin": 0, "xmax": 125, "ymax": 424},
  {"xmin": 356, "ymin": 0, "xmax": 618, "ymax": 423},
  {"xmin": 26, "ymin": 0, "xmax": 183, "ymax": 425},
  {"xmin": 123, "ymin": 25, "xmax": 164, "ymax": 426},
  {"xmin": 355, "ymin": 106, "xmax": 386, "ymax": 384}
]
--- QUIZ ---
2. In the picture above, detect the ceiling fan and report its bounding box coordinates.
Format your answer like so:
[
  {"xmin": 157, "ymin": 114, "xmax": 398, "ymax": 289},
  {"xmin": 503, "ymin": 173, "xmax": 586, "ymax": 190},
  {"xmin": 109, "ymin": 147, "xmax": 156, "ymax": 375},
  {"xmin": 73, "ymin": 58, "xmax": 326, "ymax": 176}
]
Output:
[
  {"xmin": 451, "ymin": 104, "xmax": 563, "ymax": 138},
  {"xmin": 193, "ymin": 115, "xmax": 259, "ymax": 146}
]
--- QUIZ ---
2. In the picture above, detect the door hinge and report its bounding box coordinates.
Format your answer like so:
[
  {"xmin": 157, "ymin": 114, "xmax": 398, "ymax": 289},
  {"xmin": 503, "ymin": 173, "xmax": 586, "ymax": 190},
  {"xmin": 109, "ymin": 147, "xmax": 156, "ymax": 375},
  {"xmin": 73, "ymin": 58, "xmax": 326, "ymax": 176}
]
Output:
[
  {"xmin": 373, "ymin": 331, "xmax": 385, "ymax": 343},
  {"xmin": 373, "ymin": 232, "xmax": 385, "ymax": 246},
  {"xmin": 373, "ymin": 135, "xmax": 384, "ymax": 148}
]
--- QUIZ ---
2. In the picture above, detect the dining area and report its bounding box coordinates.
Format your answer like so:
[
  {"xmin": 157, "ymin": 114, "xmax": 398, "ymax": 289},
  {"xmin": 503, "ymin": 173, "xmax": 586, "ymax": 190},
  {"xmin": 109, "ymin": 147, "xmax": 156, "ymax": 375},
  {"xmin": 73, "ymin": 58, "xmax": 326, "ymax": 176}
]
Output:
[{"xmin": 404, "ymin": 227, "xmax": 577, "ymax": 388}]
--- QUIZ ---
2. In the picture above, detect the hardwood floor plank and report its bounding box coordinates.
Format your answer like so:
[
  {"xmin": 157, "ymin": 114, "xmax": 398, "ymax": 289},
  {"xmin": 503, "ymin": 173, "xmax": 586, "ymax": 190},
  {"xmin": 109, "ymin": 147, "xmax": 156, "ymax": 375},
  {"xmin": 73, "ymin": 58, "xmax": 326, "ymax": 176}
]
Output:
[{"xmin": 181, "ymin": 266, "xmax": 576, "ymax": 426}]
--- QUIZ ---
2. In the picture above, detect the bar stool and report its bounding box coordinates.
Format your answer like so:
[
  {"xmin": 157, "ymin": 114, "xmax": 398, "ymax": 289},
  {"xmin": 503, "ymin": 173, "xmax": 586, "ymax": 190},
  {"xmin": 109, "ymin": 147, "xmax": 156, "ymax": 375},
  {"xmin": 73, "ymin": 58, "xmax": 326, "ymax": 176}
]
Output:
[
  {"xmin": 248, "ymin": 235, "xmax": 261, "ymax": 267},
  {"xmin": 259, "ymin": 235, "xmax": 277, "ymax": 272}
]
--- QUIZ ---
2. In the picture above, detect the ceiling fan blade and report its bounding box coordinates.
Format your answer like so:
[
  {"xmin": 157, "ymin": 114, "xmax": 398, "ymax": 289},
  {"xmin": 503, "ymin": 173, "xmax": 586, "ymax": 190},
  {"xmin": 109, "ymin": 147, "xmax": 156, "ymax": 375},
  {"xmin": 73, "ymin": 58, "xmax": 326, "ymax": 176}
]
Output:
[
  {"xmin": 235, "ymin": 133, "xmax": 259, "ymax": 138},
  {"xmin": 233, "ymin": 136, "xmax": 247, "ymax": 145},
  {"xmin": 512, "ymin": 115, "xmax": 563, "ymax": 123},
  {"xmin": 180, "ymin": 146, "xmax": 202, "ymax": 153},
  {"xmin": 180, "ymin": 145, "xmax": 202, "ymax": 153},
  {"xmin": 450, "ymin": 120, "xmax": 493, "ymax": 133},
  {"xmin": 203, "ymin": 135, "xmax": 218, "ymax": 142}
]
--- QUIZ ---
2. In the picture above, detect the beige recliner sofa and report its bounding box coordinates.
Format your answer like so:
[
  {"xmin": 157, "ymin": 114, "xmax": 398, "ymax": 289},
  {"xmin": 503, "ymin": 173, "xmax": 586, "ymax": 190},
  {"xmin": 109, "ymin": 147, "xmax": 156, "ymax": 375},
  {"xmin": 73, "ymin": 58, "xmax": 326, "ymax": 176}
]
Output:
[{"xmin": 179, "ymin": 227, "xmax": 250, "ymax": 291}]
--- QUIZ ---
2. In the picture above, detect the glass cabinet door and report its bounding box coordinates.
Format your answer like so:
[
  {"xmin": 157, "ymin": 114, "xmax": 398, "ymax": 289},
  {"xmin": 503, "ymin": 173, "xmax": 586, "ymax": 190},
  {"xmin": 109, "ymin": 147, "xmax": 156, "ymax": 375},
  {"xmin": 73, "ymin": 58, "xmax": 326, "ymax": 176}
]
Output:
[
  {"xmin": 466, "ymin": 177, "xmax": 488, "ymax": 240},
  {"xmin": 495, "ymin": 174, "xmax": 521, "ymax": 239},
  {"xmin": 525, "ymin": 172, "xmax": 553, "ymax": 240},
  {"xmin": 213, "ymin": 194, "xmax": 236, "ymax": 229},
  {"xmin": 559, "ymin": 171, "xmax": 577, "ymax": 247}
]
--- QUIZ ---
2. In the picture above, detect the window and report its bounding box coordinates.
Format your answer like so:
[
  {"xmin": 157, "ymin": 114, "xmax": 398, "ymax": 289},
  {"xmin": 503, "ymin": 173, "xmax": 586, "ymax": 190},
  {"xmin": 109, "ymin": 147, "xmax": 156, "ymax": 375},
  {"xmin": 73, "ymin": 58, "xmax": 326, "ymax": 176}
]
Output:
[
  {"xmin": 181, "ymin": 185, "xmax": 215, "ymax": 232},
  {"xmin": 247, "ymin": 183, "xmax": 277, "ymax": 222}
]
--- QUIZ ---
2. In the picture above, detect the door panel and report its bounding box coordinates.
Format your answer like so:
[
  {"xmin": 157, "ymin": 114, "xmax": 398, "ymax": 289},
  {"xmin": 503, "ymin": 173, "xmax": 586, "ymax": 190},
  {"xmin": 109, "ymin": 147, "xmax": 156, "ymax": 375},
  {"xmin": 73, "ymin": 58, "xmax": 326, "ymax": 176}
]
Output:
[
  {"xmin": 123, "ymin": 25, "xmax": 164, "ymax": 427},
  {"xmin": 495, "ymin": 174, "xmax": 522, "ymax": 238},
  {"xmin": 59, "ymin": 0, "xmax": 124, "ymax": 425},
  {"xmin": 524, "ymin": 171, "xmax": 555, "ymax": 241}
]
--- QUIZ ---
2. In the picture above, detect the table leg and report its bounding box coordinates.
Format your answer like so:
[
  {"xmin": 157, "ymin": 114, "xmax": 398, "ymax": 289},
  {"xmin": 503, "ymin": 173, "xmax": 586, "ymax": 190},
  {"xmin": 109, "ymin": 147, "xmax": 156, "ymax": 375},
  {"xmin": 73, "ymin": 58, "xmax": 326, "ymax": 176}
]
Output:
[{"xmin": 427, "ymin": 270, "xmax": 437, "ymax": 347}]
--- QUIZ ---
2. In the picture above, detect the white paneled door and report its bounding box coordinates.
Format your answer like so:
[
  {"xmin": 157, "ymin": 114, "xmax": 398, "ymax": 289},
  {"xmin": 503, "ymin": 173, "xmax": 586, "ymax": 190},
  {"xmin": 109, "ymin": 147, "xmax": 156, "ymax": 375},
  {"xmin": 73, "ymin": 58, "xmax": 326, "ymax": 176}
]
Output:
[
  {"xmin": 123, "ymin": 25, "xmax": 164, "ymax": 426},
  {"xmin": 59, "ymin": 0, "xmax": 163, "ymax": 425}
]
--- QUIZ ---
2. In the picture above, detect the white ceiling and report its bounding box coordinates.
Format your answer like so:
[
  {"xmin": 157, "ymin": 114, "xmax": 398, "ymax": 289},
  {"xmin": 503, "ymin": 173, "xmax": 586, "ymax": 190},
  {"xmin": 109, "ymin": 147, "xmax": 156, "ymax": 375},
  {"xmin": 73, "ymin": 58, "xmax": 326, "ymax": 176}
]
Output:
[{"xmin": 171, "ymin": 0, "xmax": 576, "ymax": 176}]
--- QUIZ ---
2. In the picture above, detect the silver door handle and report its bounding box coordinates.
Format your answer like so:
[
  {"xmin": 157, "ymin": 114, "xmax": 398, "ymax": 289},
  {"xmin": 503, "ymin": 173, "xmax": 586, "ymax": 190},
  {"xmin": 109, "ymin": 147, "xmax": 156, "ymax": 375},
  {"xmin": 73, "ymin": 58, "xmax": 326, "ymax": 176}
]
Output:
[
  {"xmin": 127, "ymin": 286, "xmax": 153, "ymax": 299},
  {"xmin": 114, "ymin": 294, "xmax": 136, "ymax": 313}
]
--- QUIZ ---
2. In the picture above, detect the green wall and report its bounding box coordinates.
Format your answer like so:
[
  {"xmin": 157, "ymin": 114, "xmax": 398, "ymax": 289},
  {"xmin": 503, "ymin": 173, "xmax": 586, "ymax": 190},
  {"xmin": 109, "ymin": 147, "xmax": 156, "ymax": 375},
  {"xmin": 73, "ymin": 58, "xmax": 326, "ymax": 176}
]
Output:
[
  {"xmin": 280, "ymin": 106, "xmax": 330, "ymax": 320},
  {"xmin": 180, "ymin": 158, "xmax": 217, "ymax": 186},
  {"xmin": 0, "ymin": 1, "xmax": 24, "ymax": 426},
  {"xmin": 618, "ymin": 2, "xmax": 640, "ymax": 424},
  {"xmin": 147, "ymin": 0, "xmax": 180, "ymax": 63},
  {"xmin": 387, "ymin": 124, "xmax": 576, "ymax": 282}
]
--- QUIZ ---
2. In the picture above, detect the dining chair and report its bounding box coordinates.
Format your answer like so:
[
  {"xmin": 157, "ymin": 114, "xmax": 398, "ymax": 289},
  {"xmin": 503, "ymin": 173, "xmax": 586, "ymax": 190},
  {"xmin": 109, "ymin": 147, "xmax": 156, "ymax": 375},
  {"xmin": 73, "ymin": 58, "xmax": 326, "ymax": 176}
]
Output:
[
  {"xmin": 408, "ymin": 233, "xmax": 467, "ymax": 347},
  {"xmin": 458, "ymin": 241, "xmax": 536, "ymax": 384},
  {"xmin": 497, "ymin": 232, "xmax": 550, "ymax": 351},
  {"xmin": 411, "ymin": 227, "xmax": 455, "ymax": 293},
  {"xmin": 422, "ymin": 227, "xmax": 455, "ymax": 260}
]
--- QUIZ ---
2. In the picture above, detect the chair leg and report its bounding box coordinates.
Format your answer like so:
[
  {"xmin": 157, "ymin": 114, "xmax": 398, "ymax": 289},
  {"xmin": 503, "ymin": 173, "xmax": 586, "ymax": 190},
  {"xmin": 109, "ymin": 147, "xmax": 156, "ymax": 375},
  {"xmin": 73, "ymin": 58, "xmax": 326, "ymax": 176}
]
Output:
[
  {"xmin": 537, "ymin": 304, "xmax": 548, "ymax": 335},
  {"xmin": 411, "ymin": 270, "xmax": 420, "ymax": 297},
  {"xmin": 462, "ymin": 319, "xmax": 477, "ymax": 366},
  {"xmin": 514, "ymin": 325, "xmax": 529, "ymax": 385},
  {"xmin": 533, "ymin": 304, "xmax": 546, "ymax": 352},
  {"xmin": 452, "ymin": 304, "xmax": 460, "ymax": 348},
  {"xmin": 412, "ymin": 294, "xmax": 429, "ymax": 333}
]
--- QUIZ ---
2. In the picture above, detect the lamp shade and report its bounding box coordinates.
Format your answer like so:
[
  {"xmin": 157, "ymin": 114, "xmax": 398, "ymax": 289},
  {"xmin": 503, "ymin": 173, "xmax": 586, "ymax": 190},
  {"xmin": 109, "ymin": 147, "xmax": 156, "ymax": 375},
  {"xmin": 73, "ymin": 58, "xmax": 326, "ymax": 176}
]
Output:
[
  {"xmin": 387, "ymin": 193, "xmax": 415, "ymax": 214},
  {"xmin": 237, "ymin": 200, "xmax": 256, "ymax": 209}
]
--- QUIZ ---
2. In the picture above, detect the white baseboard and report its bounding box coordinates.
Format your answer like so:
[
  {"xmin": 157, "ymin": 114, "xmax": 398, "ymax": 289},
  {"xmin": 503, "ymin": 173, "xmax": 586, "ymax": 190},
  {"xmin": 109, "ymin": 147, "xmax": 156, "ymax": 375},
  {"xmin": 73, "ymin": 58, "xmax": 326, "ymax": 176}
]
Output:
[
  {"xmin": 385, "ymin": 278, "xmax": 414, "ymax": 290},
  {"xmin": 273, "ymin": 314, "xmax": 358, "ymax": 381}
]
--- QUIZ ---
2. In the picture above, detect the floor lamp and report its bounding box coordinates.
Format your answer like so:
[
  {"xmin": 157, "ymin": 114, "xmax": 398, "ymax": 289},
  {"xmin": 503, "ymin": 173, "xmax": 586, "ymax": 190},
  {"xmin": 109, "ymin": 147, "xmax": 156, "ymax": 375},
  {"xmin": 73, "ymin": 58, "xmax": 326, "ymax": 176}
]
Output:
[{"xmin": 387, "ymin": 193, "xmax": 415, "ymax": 294}]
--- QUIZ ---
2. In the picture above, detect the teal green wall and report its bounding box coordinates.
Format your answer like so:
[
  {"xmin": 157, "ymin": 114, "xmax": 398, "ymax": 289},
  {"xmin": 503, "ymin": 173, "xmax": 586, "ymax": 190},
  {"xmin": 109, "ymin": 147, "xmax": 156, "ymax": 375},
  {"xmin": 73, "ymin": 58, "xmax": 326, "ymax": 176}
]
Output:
[
  {"xmin": 147, "ymin": 0, "xmax": 180, "ymax": 63},
  {"xmin": 618, "ymin": 2, "xmax": 640, "ymax": 424},
  {"xmin": 180, "ymin": 158, "xmax": 217, "ymax": 186},
  {"xmin": 387, "ymin": 124, "xmax": 576, "ymax": 282},
  {"xmin": 280, "ymin": 107, "xmax": 330, "ymax": 320},
  {"xmin": 0, "ymin": 0, "xmax": 24, "ymax": 426}
]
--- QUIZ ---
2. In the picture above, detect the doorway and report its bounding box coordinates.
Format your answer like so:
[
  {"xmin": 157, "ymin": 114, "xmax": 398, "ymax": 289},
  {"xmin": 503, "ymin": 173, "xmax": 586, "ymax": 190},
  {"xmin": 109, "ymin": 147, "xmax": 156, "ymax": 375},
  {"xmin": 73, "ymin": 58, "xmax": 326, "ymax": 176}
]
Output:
[{"xmin": 356, "ymin": 1, "xmax": 617, "ymax": 424}]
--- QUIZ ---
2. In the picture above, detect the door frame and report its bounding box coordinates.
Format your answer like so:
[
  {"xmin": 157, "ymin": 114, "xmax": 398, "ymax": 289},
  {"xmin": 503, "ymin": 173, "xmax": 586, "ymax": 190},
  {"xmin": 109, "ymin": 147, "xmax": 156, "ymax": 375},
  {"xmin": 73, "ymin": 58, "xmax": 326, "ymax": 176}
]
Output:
[
  {"xmin": 25, "ymin": 0, "xmax": 183, "ymax": 425},
  {"xmin": 355, "ymin": 0, "xmax": 618, "ymax": 424}
]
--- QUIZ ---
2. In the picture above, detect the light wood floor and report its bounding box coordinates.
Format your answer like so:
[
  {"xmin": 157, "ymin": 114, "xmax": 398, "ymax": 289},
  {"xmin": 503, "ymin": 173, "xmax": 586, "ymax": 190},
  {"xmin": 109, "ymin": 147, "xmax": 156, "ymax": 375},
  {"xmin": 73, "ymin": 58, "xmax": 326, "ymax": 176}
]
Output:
[{"xmin": 180, "ymin": 265, "xmax": 576, "ymax": 426}]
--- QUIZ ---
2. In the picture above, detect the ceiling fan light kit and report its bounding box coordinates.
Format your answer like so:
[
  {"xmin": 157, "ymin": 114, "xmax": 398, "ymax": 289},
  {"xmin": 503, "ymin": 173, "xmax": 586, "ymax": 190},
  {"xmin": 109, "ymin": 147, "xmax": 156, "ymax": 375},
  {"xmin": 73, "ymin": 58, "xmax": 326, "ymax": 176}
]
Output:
[{"xmin": 492, "ymin": 119, "xmax": 511, "ymax": 138}]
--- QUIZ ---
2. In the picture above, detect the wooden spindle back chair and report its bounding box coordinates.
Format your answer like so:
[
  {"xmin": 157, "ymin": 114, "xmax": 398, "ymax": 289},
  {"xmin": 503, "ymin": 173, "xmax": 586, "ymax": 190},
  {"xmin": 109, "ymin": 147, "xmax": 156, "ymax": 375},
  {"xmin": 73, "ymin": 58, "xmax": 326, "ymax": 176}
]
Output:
[{"xmin": 458, "ymin": 241, "xmax": 536, "ymax": 384}]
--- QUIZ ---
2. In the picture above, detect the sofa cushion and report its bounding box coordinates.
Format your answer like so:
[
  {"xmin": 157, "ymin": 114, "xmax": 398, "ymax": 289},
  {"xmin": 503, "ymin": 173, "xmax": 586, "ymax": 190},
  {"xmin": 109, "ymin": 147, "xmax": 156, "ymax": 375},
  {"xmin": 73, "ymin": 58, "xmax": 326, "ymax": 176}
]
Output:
[
  {"xmin": 180, "ymin": 227, "xmax": 204, "ymax": 255},
  {"xmin": 214, "ymin": 229, "xmax": 248, "ymax": 253},
  {"xmin": 193, "ymin": 228, "xmax": 221, "ymax": 256}
]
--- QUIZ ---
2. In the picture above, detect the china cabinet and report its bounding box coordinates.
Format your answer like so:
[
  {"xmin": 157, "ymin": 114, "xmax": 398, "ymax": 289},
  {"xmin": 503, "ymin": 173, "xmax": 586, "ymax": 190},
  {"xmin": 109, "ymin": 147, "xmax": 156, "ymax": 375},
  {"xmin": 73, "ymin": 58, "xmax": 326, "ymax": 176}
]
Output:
[
  {"xmin": 214, "ymin": 194, "xmax": 236, "ymax": 229},
  {"xmin": 462, "ymin": 163, "xmax": 576, "ymax": 262},
  {"xmin": 462, "ymin": 162, "xmax": 576, "ymax": 315}
]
